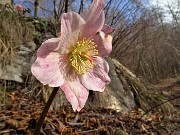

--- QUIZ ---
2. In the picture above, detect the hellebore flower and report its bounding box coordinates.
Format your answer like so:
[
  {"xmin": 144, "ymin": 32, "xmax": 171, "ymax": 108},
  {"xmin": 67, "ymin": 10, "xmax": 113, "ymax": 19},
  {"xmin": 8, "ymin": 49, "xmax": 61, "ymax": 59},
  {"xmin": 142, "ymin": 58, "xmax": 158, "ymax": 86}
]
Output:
[
  {"xmin": 16, "ymin": 4, "xmax": 23, "ymax": 12},
  {"xmin": 31, "ymin": 0, "xmax": 114, "ymax": 111}
]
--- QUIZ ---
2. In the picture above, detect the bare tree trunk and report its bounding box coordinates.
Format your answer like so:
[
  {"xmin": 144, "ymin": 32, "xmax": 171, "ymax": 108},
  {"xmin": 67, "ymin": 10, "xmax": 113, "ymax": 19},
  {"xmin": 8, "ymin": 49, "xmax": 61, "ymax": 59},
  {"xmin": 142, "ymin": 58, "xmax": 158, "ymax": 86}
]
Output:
[
  {"xmin": 53, "ymin": 0, "xmax": 58, "ymax": 20},
  {"xmin": 78, "ymin": 0, "xmax": 83, "ymax": 14},
  {"xmin": 65, "ymin": 0, "xmax": 68, "ymax": 13},
  {"xmin": 34, "ymin": 0, "xmax": 39, "ymax": 18}
]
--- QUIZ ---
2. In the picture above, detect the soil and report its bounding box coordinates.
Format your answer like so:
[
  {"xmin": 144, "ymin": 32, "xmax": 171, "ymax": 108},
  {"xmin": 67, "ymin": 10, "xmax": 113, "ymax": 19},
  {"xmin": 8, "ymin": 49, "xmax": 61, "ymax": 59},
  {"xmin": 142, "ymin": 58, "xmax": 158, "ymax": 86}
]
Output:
[{"xmin": 0, "ymin": 77, "xmax": 179, "ymax": 135}]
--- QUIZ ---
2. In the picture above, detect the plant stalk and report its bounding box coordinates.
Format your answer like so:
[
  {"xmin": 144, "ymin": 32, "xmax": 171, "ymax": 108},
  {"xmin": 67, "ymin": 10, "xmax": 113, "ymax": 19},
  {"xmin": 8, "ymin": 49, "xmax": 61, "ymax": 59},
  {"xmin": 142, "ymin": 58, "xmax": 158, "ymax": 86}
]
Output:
[{"xmin": 33, "ymin": 87, "xmax": 59, "ymax": 135}]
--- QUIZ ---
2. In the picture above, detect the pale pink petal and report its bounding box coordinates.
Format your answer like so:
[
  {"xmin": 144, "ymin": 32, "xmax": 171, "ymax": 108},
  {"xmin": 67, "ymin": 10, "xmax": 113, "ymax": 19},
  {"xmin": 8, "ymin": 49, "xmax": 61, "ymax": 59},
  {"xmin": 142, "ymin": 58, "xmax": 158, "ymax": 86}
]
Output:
[
  {"xmin": 93, "ymin": 31, "xmax": 113, "ymax": 57},
  {"xmin": 80, "ymin": 0, "xmax": 105, "ymax": 23},
  {"xmin": 60, "ymin": 78, "xmax": 89, "ymax": 111},
  {"xmin": 79, "ymin": 0, "xmax": 105, "ymax": 39},
  {"xmin": 80, "ymin": 57, "xmax": 110, "ymax": 92},
  {"xmin": 60, "ymin": 11, "xmax": 86, "ymax": 54},
  {"xmin": 31, "ymin": 52, "xmax": 65, "ymax": 87},
  {"xmin": 37, "ymin": 38, "xmax": 60, "ymax": 57},
  {"xmin": 61, "ymin": 11, "xmax": 86, "ymax": 35},
  {"xmin": 102, "ymin": 24, "xmax": 114, "ymax": 34}
]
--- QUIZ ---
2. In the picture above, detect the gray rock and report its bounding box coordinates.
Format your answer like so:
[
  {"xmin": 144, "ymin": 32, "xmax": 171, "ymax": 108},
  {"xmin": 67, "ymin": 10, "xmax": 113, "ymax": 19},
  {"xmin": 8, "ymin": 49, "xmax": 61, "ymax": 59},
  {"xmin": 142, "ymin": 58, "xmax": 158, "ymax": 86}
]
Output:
[
  {"xmin": 86, "ymin": 57, "xmax": 136, "ymax": 111},
  {"xmin": 0, "ymin": 41, "xmax": 37, "ymax": 82}
]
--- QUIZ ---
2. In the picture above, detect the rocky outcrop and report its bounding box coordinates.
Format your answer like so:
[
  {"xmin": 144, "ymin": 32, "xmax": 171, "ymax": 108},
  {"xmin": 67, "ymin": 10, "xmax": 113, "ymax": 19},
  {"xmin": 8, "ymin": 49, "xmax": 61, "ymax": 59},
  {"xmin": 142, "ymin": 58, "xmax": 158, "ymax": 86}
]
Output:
[
  {"xmin": 0, "ymin": 41, "xmax": 36, "ymax": 82},
  {"xmin": 86, "ymin": 58, "xmax": 136, "ymax": 111}
]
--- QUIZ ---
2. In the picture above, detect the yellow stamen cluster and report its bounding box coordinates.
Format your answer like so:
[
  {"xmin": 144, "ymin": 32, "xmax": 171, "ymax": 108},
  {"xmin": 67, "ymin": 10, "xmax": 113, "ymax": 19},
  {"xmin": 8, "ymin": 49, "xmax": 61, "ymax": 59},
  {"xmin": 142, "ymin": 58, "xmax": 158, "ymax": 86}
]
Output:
[{"xmin": 69, "ymin": 38, "xmax": 98, "ymax": 74}]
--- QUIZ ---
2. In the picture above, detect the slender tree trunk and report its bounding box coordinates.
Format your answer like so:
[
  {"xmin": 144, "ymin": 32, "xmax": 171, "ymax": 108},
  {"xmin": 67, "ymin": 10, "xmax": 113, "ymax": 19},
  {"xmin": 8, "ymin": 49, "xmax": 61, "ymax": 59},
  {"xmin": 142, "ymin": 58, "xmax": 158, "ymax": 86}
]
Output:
[
  {"xmin": 57, "ymin": 0, "xmax": 63, "ymax": 18},
  {"xmin": 78, "ymin": 0, "xmax": 83, "ymax": 14},
  {"xmin": 65, "ymin": 0, "xmax": 68, "ymax": 13},
  {"xmin": 53, "ymin": 0, "xmax": 58, "ymax": 20},
  {"xmin": 34, "ymin": 0, "xmax": 39, "ymax": 18}
]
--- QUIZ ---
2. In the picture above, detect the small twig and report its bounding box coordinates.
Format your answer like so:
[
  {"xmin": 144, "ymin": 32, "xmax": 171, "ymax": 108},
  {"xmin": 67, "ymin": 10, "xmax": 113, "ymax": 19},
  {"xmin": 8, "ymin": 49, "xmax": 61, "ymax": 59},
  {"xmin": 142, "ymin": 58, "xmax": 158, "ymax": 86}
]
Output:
[
  {"xmin": 46, "ymin": 117, "xmax": 63, "ymax": 129},
  {"xmin": 72, "ymin": 127, "xmax": 104, "ymax": 134},
  {"xmin": 54, "ymin": 119, "xmax": 66, "ymax": 129},
  {"xmin": 45, "ymin": 118, "xmax": 56, "ymax": 129},
  {"xmin": 81, "ymin": 113, "xmax": 115, "ymax": 119},
  {"xmin": 65, "ymin": 113, "xmax": 85, "ymax": 126},
  {"xmin": 0, "ymin": 116, "xmax": 11, "ymax": 121},
  {"xmin": 129, "ymin": 95, "xmax": 180, "ymax": 134},
  {"xmin": 35, "ymin": 88, "xmax": 42, "ymax": 98},
  {"xmin": 0, "ymin": 129, "xmax": 17, "ymax": 134},
  {"xmin": 66, "ymin": 121, "xmax": 85, "ymax": 126}
]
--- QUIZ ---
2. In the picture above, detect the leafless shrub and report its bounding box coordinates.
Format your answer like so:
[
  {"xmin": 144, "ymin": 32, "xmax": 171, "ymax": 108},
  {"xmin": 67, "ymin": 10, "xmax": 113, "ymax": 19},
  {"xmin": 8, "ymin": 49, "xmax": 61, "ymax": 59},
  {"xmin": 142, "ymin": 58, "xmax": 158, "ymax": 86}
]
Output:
[{"xmin": 110, "ymin": 0, "xmax": 180, "ymax": 83}]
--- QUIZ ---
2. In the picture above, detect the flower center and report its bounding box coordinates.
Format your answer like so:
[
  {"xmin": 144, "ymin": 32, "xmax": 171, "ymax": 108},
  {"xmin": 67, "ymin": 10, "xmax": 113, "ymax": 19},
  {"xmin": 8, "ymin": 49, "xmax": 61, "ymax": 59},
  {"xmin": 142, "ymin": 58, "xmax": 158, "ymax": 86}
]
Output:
[{"xmin": 69, "ymin": 38, "xmax": 98, "ymax": 74}]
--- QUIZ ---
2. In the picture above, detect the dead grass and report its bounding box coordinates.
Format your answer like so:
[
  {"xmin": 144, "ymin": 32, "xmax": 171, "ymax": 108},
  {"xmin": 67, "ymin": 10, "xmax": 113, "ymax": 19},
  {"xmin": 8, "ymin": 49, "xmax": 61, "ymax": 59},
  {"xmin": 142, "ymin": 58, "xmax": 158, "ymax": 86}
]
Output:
[
  {"xmin": 0, "ymin": 6, "xmax": 34, "ymax": 104},
  {"xmin": 0, "ymin": 88, "xmax": 7, "ymax": 111},
  {"xmin": 0, "ymin": 8, "xmax": 34, "ymax": 66}
]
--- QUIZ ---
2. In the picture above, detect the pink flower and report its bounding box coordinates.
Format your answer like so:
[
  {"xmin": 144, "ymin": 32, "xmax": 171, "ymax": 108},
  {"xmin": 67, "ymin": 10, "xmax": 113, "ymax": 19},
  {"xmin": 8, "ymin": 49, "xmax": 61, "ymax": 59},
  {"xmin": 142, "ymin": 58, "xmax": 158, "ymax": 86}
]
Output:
[
  {"xmin": 31, "ymin": 0, "xmax": 114, "ymax": 111},
  {"xmin": 16, "ymin": 4, "xmax": 23, "ymax": 12}
]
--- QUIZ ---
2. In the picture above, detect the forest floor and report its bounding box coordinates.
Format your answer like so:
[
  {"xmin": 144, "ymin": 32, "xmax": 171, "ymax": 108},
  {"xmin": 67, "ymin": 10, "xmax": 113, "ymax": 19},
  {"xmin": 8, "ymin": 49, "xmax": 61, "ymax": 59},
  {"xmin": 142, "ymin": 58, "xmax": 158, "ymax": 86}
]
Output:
[{"xmin": 0, "ymin": 77, "xmax": 179, "ymax": 135}]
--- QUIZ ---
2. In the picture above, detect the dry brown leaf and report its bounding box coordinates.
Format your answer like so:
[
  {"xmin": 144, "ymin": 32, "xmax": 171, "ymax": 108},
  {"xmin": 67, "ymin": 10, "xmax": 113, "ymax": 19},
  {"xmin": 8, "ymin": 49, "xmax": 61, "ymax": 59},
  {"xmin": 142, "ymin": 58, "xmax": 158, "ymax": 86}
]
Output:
[
  {"xmin": 141, "ymin": 123, "xmax": 148, "ymax": 133},
  {"xmin": 6, "ymin": 119, "xmax": 20, "ymax": 128}
]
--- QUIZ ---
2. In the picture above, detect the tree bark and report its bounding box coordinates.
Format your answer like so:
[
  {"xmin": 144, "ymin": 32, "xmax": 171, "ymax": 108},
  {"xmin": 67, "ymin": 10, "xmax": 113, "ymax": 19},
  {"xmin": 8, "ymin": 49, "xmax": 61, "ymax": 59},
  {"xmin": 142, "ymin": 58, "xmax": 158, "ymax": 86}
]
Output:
[
  {"xmin": 53, "ymin": 0, "xmax": 58, "ymax": 20},
  {"xmin": 78, "ymin": 0, "xmax": 83, "ymax": 14},
  {"xmin": 34, "ymin": 0, "xmax": 39, "ymax": 18}
]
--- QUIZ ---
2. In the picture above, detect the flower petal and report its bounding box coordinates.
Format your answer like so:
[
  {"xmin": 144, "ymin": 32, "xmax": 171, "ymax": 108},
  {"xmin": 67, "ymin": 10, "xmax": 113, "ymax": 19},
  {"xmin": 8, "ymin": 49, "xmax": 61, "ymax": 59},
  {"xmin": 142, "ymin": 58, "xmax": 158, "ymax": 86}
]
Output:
[
  {"xmin": 102, "ymin": 24, "xmax": 114, "ymax": 34},
  {"xmin": 80, "ymin": 57, "xmax": 110, "ymax": 92},
  {"xmin": 60, "ymin": 78, "xmax": 89, "ymax": 111},
  {"xmin": 79, "ymin": 0, "xmax": 105, "ymax": 39},
  {"xmin": 37, "ymin": 38, "xmax": 60, "ymax": 58},
  {"xmin": 61, "ymin": 11, "xmax": 86, "ymax": 35},
  {"xmin": 60, "ymin": 11, "xmax": 86, "ymax": 54},
  {"xmin": 93, "ymin": 31, "xmax": 113, "ymax": 57},
  {"xmin": 31, "ymin": 52, "xmax": 65, "ymax": 87},
  {"xmin": 80, "ymin": 0, "xmax": 105, "ymax": 23}
]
